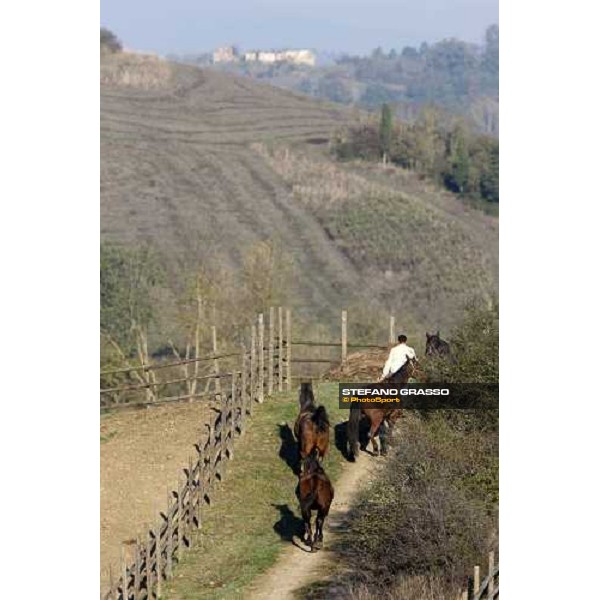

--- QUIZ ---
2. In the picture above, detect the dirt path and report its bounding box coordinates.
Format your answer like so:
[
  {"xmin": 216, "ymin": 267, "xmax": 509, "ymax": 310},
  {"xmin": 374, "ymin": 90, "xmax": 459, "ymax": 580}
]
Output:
[
  {"xmin": 100, "ymin": 401, "xmax": 215, "ymax": 590},
  {"xmin": 245, "ymin": 452, "xmax": 379, "ymax": 600}
]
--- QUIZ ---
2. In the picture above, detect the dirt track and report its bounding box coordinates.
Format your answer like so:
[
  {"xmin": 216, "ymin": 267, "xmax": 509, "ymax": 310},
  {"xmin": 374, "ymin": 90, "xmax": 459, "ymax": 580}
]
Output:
[{"xmin": 100, "ymin": 401, "xmax": 215, "ymax": 589}]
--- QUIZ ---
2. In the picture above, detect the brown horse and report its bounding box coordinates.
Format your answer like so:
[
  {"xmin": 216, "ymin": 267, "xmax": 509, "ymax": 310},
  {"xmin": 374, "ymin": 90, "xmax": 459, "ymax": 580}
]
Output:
[
  {"xmin": 294, "ymin": 382, "xmax": 330, "ymax": 472},
  {"xmin": 299, "ymin": 450, "xmax": 334, "ymax": 551},
  {"xmin": 347, "ymin": 357, "xmax": 418, "ymax": 460}
]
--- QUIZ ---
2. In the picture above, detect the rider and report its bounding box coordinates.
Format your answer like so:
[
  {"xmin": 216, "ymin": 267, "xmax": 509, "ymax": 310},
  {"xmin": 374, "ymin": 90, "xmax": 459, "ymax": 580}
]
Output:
[
  {"xmin": 378, "ymin": 334, "xmax": 417, "ymax": 456},
  {"xmin": 380, "ymin": 334, "xmax": 417, "ymax": 382}
]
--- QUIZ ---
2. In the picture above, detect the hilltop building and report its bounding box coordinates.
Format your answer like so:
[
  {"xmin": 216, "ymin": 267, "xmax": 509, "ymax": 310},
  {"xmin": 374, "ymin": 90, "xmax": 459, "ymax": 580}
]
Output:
[
  {"xmin": 212, "ymin": 45, "xmax": 315, "ymax": 67},
  {"xmin": 243, "ymin": 49, "xmax": 316, "ymax": 66},
  {"xmin": 213, "ymin": 46, "xmax": 239, "ymax": 63}
]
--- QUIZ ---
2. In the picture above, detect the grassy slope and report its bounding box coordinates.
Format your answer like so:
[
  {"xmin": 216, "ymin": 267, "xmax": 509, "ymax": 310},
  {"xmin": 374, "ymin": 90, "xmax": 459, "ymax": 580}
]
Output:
[
  {"xmin": 255, "ymin": 145, "xmax": 498, "ymax": 332},
  {"xmin": 101, "ymin": 52, "xmax": 497, "ymax": 336},
  {"xmin": 163, "ymin": 383, "xmax": 346, "ymax": 600},
  {"xmin": 101, "ymin": 53, "xmax": 363, "ymax": 327}
]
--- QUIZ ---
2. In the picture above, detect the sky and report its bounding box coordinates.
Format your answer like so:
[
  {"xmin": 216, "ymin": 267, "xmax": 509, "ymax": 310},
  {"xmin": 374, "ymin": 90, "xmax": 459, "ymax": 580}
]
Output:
[{"xmin": 101, "ymin": 0, "xmax": 498, "ymax": 56}]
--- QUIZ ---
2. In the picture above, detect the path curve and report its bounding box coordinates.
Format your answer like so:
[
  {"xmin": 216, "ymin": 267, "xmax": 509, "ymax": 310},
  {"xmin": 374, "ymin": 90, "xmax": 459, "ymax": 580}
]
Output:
[{"xmin": 245, "ymin": 452, "xmax": 379, "ymax": 600}]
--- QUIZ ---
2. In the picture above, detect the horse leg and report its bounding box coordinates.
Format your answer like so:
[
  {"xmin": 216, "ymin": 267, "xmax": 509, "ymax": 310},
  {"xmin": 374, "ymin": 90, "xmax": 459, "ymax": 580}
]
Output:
[
  {"xmin": 368, "ymin": 420, "xmax": 380, "ymax": 456},
  {"xmin": 302, "ymin": 507, "xmax": 313, "ymax": 549},
  {"xmin": 314, "ymin": 510, "xmax": 325, "ymax": 551},
  {"xmin": 379, "ymin": 420, "xmax": 389, "ymax": 456}
]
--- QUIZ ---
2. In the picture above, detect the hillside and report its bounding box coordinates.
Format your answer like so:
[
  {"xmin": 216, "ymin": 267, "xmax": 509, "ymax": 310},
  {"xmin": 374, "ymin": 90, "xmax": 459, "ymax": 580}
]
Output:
[{"xmin": 101, "ymin": 52, "xmax": 497, "ymax": 341}]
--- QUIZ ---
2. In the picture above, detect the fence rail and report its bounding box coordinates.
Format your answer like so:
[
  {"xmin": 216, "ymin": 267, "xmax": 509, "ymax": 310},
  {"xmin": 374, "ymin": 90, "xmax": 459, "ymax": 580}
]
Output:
[{"xmin": 100, "ymin": 351, "xmax": 243, "ymax": 377}]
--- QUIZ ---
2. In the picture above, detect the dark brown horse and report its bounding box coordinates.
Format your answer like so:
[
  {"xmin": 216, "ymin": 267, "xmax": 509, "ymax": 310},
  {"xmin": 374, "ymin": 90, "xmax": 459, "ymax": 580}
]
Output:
[
  {"xmin": 347, "ymin": 357, "xmax": 418, "ymax": 460},
  {"xmin": 299, "ymin": 450, "xmax": 334, "ymax": 551},
  {"xmin": 294, "ymin": 382, "xmax": 330, "ymax": 471},
  {"xmin": 425, "ymin": 331, "xmax": 453, "ymax": 358}
]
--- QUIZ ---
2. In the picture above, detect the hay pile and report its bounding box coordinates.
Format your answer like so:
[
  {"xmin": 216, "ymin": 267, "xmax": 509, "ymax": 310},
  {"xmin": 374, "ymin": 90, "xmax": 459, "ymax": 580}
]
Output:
[{"xmin": 326, "ymin": 348, "xmax": 388, "ymax": 381}]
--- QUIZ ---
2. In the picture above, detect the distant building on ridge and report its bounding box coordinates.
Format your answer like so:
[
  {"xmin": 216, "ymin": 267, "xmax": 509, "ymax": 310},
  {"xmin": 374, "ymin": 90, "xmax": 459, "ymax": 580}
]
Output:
[{"xmin": 212, "ymin": 45, "xmax": 315, "ymax": 67}]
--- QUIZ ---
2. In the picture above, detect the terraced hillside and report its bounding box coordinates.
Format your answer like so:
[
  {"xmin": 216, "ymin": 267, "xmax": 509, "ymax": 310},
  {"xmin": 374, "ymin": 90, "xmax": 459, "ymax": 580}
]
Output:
[{"xmin": 101, "ymin": 52, "xmax": 497, "ymax": 336}]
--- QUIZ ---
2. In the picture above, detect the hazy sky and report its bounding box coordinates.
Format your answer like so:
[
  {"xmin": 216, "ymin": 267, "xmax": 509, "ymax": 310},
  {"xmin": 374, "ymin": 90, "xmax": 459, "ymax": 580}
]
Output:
[{"xmin": 101, "ymin": 0, "xmax": 498, "ymax": 56}]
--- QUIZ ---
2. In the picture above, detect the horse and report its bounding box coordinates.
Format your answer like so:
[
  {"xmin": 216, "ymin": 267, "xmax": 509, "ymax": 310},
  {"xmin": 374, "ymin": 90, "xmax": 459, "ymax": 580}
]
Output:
[
  {"xmin": 298, "ymin": 450, "xmax": 334, "ymax": 551},
  {"xmin": 347, "ymin": 357, "xmax": 418, "ymax": 460},
  {"xmin": 294, "ymin": 382, "xmax": 330, "ymax": 472},
  {"xmin": 425, "ymin": 331, "xmax": 452, "ymax": 358}
]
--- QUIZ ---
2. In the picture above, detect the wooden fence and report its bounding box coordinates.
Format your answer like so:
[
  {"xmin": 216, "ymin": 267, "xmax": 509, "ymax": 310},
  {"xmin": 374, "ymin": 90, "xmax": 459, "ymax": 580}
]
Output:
[
  {"xmin": 100, "ymin": 307, "xmax": 296, "ymax": 411},
  {"xmin": 101, "ymin": 307, "xmax": 296, "ymax": 600},
  {"xmin": 458, "ymin": 550, "xmax": 499, "ymax": 600}
]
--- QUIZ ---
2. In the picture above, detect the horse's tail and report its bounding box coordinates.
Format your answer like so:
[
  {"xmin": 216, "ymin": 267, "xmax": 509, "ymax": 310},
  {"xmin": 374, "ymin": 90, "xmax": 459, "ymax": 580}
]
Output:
[
  {"xmin": 311, "ymin": 405, "xmax": 329, "ymax": 433},
  {"xmin": 347, "ymin": 405, "xmax": 361, "ymax": 461}
]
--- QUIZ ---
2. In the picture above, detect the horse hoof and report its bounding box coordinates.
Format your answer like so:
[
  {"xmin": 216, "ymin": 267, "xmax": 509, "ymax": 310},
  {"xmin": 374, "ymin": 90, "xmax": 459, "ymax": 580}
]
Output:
[{"xmin": 310, "ymin": 545, "xmax": 319, "ymax": 552}]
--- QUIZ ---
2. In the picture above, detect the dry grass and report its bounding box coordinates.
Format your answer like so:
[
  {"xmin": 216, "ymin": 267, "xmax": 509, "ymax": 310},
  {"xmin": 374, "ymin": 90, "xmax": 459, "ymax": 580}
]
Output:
[
  {"xmin": 326, "ymin": 349, "xmax": 388, "ymax": 381},
  {"xmin": 253, "ymin": 144, "xmax": 498, "ymax": 332},
  {"xmin": 101, "ymin": 51, "xmax": 174, "ymax": 89}
]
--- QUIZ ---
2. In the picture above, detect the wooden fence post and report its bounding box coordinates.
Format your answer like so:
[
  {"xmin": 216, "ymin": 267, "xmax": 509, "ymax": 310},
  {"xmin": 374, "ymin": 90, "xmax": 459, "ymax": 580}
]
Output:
[
  {"xmin": 268, "ymin": 307, "xmax": 274, "ymax": 396},
  {"xmin": 212, "ymin": 326, "xmax": 221, "ymax": 397},
  {"xmin": 121, "ymin": 546, "xmax": 128, "ymax": 600},
  {"xmin": 389, "ymin": 315, "xmax": 395, "ymax": 345},
  {"xmin": 166, "ymin": 490, "xmax": 173, "ymax": 579},
  {"xmin": 219, "ymin": 390, "xmax": 227, "ymax": 479},
  {"xmin": 229, "ymin": 376, "xmax": 236, "ymax": 459},
  {"xmin": 278, "ymin": 306, "xmax": 283, "ymax": 392},
  {"xmin": 258, "ymin": 313, "xmax": 265, "ymax": 402},
  {"xmin": 474, "ymin": 565, "xmax": 480, "ymax": 596},
  {"xmin": 195, "ymin": 447, "xmax": 204, "ymax": 530},
  {"xmin": 145, "ymin": 527, "xmax": 152, "ymax": 599},
  {"xmin": 134, "ymin": 539, "xmax": 141, "ymax": 599},
  {"xmin": 176, "ymin": 478, "xmax": 183, "ymax": 559},
  {"xmin": 240, "ymin": 345, "xmax": 247, "ymax": 432},
  {"xmin": 285, "ymin": 308, "xmax": 292, "ymax": 391},
  {"xmin": 187, "ymin": 457, "xmax": 194, "ymax": 548},
  {"xmin": 341, "ymin": 310, "xmax": 348, "ymax": 366},
  {"xmin": 250, "ymin": 325, "xmax": 257, "ymax": 408},
  {"xmin": 155, "ymin": 521, "xmax": 162, "ymax": 599},
  {"xmin": 488, "ymin": 551, "xmax": 495, "ymax": 599}
]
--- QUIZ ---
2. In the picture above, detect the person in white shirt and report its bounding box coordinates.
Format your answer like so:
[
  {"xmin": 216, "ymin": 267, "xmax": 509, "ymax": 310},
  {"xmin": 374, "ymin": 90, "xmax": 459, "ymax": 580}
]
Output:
[{"xmin": 380, "ymin": 335, "xmax": 417, "ymax": 382}]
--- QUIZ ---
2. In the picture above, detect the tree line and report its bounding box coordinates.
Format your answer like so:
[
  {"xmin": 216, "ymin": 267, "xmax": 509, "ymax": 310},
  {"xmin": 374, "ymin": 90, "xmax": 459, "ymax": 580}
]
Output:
[
  {"xmin": 100, "ymin": 238, "xmax": 294, "ymax": 370},
  {"xmin": 333, "ymin": 104, "xmax": 499, "ymax": 204}
]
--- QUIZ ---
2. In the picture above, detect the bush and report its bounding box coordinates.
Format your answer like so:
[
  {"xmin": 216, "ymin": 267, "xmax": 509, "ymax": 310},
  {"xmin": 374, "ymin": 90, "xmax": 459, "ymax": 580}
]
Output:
[
  {"xmin": 307, "ymin": 414, "xmax": 497, "ymax": 600},
  {"xmin": 100, "ymin": 243, "xmax": 164, "ymax": 352},
  {"xmin": 101, "ymin": 27, "xmax": 122, "ymax": 53}
]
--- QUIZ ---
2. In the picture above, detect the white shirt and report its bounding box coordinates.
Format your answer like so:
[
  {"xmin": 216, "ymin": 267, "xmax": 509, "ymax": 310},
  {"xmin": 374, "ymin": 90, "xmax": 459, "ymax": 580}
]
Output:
[{"xmin": 382, "ymin": 343, "xmax": 417, "ymax": 378}]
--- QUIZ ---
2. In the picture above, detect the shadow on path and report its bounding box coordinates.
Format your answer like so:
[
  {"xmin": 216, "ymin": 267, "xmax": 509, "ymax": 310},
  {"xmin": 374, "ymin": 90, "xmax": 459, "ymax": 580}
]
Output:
[{"xmin": 272, "ymin": 503, "xmax": 305, "ymax": 543}]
